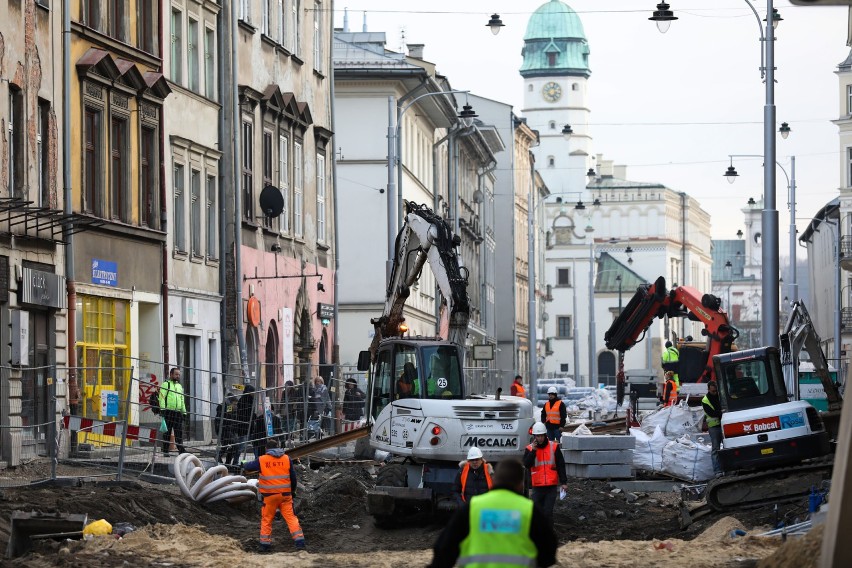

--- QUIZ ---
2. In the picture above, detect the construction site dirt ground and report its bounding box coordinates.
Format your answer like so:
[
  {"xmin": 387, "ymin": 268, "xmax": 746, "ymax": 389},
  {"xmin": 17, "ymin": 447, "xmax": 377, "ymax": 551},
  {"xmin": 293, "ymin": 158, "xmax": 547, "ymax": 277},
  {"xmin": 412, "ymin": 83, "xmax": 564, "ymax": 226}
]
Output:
[{"xmin": 0, "ymin": 458, "xmax": 823, "ymax": 567}]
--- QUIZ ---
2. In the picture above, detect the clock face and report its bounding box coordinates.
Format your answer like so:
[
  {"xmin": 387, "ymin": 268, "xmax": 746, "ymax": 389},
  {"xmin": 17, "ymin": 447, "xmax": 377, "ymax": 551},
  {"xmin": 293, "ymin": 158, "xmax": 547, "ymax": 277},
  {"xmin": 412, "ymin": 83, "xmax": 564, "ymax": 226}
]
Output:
[{"xmin": 542, "ymin": 82, "xmax": 562, "ymax": 103}]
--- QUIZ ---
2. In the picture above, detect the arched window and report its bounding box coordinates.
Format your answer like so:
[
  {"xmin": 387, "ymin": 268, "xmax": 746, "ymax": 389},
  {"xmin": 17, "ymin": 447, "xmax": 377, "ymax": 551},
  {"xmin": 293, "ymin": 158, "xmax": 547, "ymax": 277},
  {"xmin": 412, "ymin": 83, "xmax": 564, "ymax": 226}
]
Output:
[
  {"xmin": 548, "ymin": 121, "xmax": 556, "ymax": 130},
  {"xmin": 572, "ymin": 83, "xmax": 579, "ymax": 91},
  {"xmin": 548, "ymin": 156, "xmax": 555, "ymax": 168},
  {"xmin": 528, "ymin": 84, "xmax": 533, "ymax": 92}
]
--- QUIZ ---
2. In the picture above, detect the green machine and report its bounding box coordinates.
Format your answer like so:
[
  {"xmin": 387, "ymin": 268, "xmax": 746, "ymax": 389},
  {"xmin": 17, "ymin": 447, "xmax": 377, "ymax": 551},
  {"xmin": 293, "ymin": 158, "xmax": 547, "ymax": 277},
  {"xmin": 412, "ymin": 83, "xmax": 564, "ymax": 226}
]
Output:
[{"xmin": 798, "ymin": 361, "xmax": 837, "ymax": 412}]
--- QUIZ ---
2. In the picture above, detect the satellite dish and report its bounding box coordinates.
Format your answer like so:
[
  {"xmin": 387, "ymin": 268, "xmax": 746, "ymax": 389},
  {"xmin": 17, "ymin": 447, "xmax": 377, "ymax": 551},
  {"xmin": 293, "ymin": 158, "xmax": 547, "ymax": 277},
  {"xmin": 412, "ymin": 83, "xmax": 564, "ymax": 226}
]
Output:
[{"xmin": 259, "ymin": 184, "xmax": 285, "ymax": 217}]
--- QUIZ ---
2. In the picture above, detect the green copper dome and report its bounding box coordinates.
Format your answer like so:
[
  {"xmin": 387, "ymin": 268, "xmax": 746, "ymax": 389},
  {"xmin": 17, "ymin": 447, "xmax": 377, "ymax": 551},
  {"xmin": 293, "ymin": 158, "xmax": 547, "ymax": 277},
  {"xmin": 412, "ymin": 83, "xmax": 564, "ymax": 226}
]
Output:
[{"xmin": 521, "ymin": 0, "xmax": 590, "ymax": 78}]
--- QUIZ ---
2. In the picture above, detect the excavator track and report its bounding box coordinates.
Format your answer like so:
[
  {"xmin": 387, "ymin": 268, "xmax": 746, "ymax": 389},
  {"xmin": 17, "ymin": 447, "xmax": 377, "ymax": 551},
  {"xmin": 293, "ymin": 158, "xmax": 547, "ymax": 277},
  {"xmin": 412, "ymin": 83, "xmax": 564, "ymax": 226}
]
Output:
[{"xmin": 706, "ymin": 458, "xmax": 834, "ymax": 511}]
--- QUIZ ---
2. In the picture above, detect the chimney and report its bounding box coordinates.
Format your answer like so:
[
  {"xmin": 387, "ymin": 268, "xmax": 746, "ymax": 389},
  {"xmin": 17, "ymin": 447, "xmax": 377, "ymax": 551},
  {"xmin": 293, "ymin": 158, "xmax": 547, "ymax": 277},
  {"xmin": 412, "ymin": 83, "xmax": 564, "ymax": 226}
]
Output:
[
  {"xmin": 408, "ymin": 43, "xmax": 425, "ymax": 59},
  {"xmin": 613, "ymin": 165, "xmax": 627, "ymax": 180},
  {"xmin": 599, "ymin": 159, "xmax": 615, "ymax": 178}
]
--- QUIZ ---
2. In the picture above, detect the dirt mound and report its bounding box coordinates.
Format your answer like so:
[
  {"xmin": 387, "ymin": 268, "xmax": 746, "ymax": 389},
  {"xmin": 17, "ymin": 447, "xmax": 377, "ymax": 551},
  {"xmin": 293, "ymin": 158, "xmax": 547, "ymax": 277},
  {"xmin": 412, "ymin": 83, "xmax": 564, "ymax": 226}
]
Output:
[{"xmin": 757, "ymin": 524, "xmax": 823, "ymax": 568}]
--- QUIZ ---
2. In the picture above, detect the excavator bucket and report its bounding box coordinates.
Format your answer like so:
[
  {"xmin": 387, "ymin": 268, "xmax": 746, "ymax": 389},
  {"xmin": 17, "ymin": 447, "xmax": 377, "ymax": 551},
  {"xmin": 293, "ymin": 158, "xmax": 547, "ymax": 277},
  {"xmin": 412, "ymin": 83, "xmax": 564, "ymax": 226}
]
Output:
[{"xmin": 6, "ymin": 511, "xmax": 88, "ymax": 559}]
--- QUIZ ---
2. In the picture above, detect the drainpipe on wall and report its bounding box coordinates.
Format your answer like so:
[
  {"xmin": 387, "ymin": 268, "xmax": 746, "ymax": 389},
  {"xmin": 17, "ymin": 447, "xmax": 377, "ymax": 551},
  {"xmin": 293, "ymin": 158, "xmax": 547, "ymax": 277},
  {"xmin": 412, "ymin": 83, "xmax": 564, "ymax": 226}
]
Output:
[
  {"xmin": 160, "ymin": 5, "xmax": 170, "ymax": 376},
  {"xmin": 217, "ymin": 0, "xmax": 229, "ymax": 386},
  {"xmin": 62, "ymin": 0, "xmax": 78, "ymax": 414},
  {"xmin": 232, "ymin": 0, "xmax": 249, "ymax": 379},
  {"xmin": 329, "ymin": 0, "xmax": 340, "ymax": 368}
]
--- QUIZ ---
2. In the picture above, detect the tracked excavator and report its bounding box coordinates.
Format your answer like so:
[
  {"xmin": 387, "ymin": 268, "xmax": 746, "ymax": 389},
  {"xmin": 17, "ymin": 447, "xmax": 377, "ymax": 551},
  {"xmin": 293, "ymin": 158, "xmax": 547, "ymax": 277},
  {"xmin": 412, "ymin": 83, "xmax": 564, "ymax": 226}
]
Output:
[
  {"xmin": 356, "ymin": 202, "xmax": 534, "ymax": 523},
  {"xmin": 605, "ymin": 277, "xmax": 842, "ymax": 510}
]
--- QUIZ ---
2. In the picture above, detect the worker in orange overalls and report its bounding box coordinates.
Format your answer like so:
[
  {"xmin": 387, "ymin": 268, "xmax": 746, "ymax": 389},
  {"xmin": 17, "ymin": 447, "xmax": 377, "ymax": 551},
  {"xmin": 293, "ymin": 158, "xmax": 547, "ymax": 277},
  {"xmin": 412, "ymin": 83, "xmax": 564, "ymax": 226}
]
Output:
[
  {"xmin": 661, "ymin": 371, "xmax": 679, "ymax": 407},
  {"xmin": 242, "ymin": 438, "xmax": 305, "ymax": 553}
]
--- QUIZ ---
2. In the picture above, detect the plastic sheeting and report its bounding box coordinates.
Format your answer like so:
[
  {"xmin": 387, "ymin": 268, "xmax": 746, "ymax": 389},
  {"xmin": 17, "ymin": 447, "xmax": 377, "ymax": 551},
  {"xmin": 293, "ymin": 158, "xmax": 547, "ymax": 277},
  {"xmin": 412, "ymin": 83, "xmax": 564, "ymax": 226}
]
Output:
[{"xmin": 639, "ymin": 403, "xmax": 704, "ymax": 438}]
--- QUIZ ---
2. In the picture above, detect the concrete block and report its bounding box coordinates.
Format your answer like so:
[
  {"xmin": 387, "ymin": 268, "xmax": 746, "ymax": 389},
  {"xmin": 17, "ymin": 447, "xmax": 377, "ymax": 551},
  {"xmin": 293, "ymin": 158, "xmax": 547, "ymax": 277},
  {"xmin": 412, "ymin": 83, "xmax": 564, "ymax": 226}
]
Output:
[
  {"xmin": 565, "ymin": 463, "xmax": 634, "ymax": 479},
  {"xmin": 563, "ymin": 449, "xmax": 633, "ymax": 465},
  {"xmin": 561, "ymin": 434, "xmax": 636, "ymax": 451}
]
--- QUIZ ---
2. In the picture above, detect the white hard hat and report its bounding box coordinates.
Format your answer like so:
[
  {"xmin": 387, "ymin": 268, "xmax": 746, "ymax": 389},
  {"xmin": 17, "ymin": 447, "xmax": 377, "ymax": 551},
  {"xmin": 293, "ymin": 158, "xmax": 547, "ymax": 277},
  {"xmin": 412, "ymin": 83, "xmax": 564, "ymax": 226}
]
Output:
[
  {"xmin": 547, "ymin": 386, "xmax": 558, "ymax": 394},
  {"xmin": 532, "ymin": 422, "xmax": 547, "ymax": 435},
  {"xmin": 467, "ymin": 447, "xmax": 484, "ymax": 460}
]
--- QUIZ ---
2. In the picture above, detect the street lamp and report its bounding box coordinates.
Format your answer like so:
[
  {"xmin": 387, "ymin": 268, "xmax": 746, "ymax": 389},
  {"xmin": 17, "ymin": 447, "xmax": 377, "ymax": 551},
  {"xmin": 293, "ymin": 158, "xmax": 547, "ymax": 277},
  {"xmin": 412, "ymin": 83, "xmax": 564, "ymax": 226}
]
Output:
[
  {"xmin": 386, "ymin": 89, "xmax": 473, "ymax": 276},
  {"xmin": 653, "ymin": 0, "xmax": 781, "ymax": 348},
  {"xmin": 486, "ymin": 13, "xmax": 505, "ymax": 35},
  {"xmin": 724, "ymin": 154, "xmax": 797, "ymax": 305}
]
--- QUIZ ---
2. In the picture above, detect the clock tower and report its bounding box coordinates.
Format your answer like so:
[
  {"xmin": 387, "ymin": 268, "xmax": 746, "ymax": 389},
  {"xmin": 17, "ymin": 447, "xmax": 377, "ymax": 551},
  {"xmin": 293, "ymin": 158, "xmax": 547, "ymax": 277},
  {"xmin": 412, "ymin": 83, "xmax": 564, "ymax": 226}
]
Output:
[{"xmin": 521, "ymin": 0, "xmax": 592, "ymax": 196}]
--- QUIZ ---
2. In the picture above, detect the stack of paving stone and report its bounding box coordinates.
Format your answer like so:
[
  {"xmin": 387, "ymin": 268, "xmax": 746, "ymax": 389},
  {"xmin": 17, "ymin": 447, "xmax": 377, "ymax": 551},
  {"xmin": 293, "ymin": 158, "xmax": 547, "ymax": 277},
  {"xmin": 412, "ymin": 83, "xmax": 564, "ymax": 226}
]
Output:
[{"xmin": 561, "ymin": 434, "xmax": 635, "ymax": 479}]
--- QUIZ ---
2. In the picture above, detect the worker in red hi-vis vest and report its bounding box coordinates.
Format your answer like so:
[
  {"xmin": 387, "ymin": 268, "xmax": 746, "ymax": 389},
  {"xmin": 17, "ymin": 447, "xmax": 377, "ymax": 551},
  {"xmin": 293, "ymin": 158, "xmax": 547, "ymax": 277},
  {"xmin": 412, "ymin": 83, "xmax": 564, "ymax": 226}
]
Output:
[
  {"xmin": 452, "ymin": 446, "xmax": 493, "ymax": 504},
  {"xmin": 523, "ymin": 422, "xmax": 568, "ymax": 520}
]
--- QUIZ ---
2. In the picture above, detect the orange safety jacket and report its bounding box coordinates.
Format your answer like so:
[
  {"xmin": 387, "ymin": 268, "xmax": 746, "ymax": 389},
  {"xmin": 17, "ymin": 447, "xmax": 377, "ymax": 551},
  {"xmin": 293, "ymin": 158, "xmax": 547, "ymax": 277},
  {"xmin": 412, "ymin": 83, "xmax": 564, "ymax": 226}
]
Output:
[
  {"xmin": 544, "ymin": 399, "xmax": 564, "ymax": 425},
  {"xmin": 526, "ymin": 441, "xmax": 560, "ymax": 487},
  {"xmin": 258, "ymin": 453, "xmax": 294, "ymax": 496},
  {"xmin": 460, "ymin": 462, "xmax": 493, "ymax": 502},
  {"xmin": 512, "ymin": 382, "xmax": 526, "ymax": 398},
  {"xmin": 663, "ymin": 379, "xmax": 678, "ymax": 407}
]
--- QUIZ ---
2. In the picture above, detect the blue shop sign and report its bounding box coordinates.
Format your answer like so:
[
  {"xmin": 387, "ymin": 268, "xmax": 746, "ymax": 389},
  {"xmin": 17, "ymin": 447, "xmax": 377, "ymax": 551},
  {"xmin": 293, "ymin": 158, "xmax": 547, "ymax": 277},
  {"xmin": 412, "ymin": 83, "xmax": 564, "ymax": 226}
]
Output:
[{"xmin": 92, "ymin": 259, "xmax": 118, "ymax": 287}]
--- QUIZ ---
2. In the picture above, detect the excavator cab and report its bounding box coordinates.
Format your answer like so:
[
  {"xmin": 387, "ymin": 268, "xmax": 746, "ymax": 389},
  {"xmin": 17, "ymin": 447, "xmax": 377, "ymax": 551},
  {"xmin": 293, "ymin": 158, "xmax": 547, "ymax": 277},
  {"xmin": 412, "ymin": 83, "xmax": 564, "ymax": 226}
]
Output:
[{"xmin": 713, "ymin": 347, "xmax": 789, "ymax": 412}]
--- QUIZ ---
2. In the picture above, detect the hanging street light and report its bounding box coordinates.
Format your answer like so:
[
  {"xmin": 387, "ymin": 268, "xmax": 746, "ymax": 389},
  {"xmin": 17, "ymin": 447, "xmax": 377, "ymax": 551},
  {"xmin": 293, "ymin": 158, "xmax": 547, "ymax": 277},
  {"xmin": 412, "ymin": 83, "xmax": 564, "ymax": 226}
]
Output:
[
  {"xmin": 648, "ymin": 2, "xmax": 677, "ymax": 33},
  {"xmin": 486, "ymin": 14, "xmax": 505, "ymax": 35}
]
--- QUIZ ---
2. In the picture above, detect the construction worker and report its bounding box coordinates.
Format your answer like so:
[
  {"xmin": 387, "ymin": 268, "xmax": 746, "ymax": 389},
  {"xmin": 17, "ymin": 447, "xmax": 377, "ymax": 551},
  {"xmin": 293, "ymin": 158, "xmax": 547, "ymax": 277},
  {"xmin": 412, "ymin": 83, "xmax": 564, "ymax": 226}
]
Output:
[
  {"xmin": 541, "ymin": 386, "xmax": 567, "ymax": 442},
  {"xmin": 661, "ymin": 371, "xmax": 679, "ymax": 407},
  {"xmin": 242, "ymin": 438, "xmax": 306, "ymax": 553},
  {"xmin": 510, "ymin": 375, "xmax": 526, "ymax": 398},
  {"xmin": 452, "ymin": 446, "xmax": 493, "ymax": 504},
  {"xmin": 429, "ymin": 458, "xmax": 558, "ymax": 568},
  {"xmin": 523, "ymin": 422, "xmax": 568, "ymax": 520},
  {"xmin": 159, "ymin": 367, "xmax": 187, "ymax": 456},
  {"xmin": 661, "ymin": 340, "xmax": 680, "ymax": 387},
  {"xmin": 702, "ymin": 381, "xmax": 724, "ymax": 476}
]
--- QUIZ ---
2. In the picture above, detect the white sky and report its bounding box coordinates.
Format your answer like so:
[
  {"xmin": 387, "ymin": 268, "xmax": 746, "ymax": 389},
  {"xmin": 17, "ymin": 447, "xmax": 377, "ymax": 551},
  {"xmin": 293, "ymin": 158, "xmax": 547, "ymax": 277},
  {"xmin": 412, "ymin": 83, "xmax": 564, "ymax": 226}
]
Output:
[{"xmin": 334, "ymin": 1, "xmax": 849, "ymax": 244}]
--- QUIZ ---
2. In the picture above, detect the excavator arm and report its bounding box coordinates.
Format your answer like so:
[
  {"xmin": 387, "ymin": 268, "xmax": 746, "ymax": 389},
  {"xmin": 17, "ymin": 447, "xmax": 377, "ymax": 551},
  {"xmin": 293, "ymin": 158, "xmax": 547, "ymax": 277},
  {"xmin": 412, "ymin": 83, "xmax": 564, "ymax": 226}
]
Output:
[
  {"xmin": 368, "ymin": 201, "xmax": 470, "ymax": 361},
  {"xmin": 781, "ymin": 301, "xmax": 843, "ymax": 411},
  {"xmin": 604, "ymin": 276, "xmax": 738, "ymax": 389}
]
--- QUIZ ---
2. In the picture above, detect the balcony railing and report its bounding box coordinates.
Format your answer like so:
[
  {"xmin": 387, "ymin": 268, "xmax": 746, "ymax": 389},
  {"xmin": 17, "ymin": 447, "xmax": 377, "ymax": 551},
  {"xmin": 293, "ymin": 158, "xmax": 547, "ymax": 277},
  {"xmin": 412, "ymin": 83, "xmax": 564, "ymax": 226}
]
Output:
[{"xmin": 842, "ymin": 235, "xmax": 852, "ymax": 260}]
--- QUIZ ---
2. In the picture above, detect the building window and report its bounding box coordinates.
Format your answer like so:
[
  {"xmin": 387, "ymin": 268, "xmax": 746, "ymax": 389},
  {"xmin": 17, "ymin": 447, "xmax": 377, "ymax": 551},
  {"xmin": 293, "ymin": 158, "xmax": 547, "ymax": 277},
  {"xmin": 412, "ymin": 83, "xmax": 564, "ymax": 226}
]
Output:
[
  {"xmin": 76, "ymin": 296, "xmax": 131, "ymax": 421},
  {"xmin": 140, "ymin": 126, "xmax": 157, "ymax": 229},
  {"xmin": 38, "ymin": 100, "xmax": 50, "ymax": 207},
  {"xmin": 316, "ymin": 153, "xmax": 325, "ymax": 242},
  {"xmin": 548, "ymin": 121, "xmax": 555, "ymax": 130},
  {"xmin": 547, "ymin": 156, "xmax": 554, "ymax": 168},
  {"xmin": 84, "ymin": 0, "xmax": 100, "ymax": 29},
  {"xmin": 527, "ymin": 84, "xmax": 533, "ymax": 92},
  {"xmin": 279, "ymin": 134, "xmax": 289, "ymax": 233},
  {"xmin": 240, "ymin": 0, "xmax": 250, "ymax": 22},
  {"xmin": 557, "ymin": 268, "xmax": 571, "ymax": 286},
  {"xmin": 204, "ymin": 27, "xmax": 215, "ymax": 99},
  {"xmin": 262, "ymin": 130, "xmax": 273, "ymax": 227},
  {"xmin": 206, "ymin": 174, "xmax": 218, "ymax": 259},
  {"xmin": 294, "ymin": 140, "xmax": 303, "ymax": 236},
  {"xmin": 188, "ymin": 18, "xmax": 199, "ymax": 92},
  {"xmin": 560, "ymin": 363, "xmax": 569, "ymax": 373},
  {"xmin": 547, "ymin": 52, "xmax": 557, "ymax": 66},
  {"xmin": 313, "ymin": 2, "xmax": 322, "ymax": 72},
  {"xmin": 847, "ymin": 85, "xmax": 852, "ymax": 116},
  {"xmin": 848, "ymin": 147, "xmax": 852, "ymax": 188},
  {"xmin": 572, "ymin": 83, "xmax": 579, "ymax": 91},
  {"xmin": 242, "ymin": 120, "xmax": 253, "ymax": 220},
  {"xmin": 262, "ymin": 0, "xmax": 270, "ymax": 35},
  {"xmin": 190, "ymin": 169, "xmax": 201, "ymax": 255},
  {"xmin": 291, "ymin": 0, "xmax": 299, "ymax": 53},
  {"xmin": 8, "ymin": 87, "xmax": 24, "ymax": 199},
  {"xmin": 84, "ymin": 107, "xmax": 103, "ymax": 215},
  {"xmin": 171, "ymin": 8, "xmax": 183, "ymax": 83},
  {"xmin": 110, "ymin": 117, "xmax": 129, "ymax": 222},
  {"xmin": 138, "ymin": 0, "xmax": 157, "ymax": 54},
  {"xmin": 174, "ymin": 163, "xmax": 186, "ymax": 252},
  {"xmin": 557, "ymin": 316, "xmax": 572, "ymax": 338},
  {"xmin": 278, "ymin": 0, "xmax": 285, "ymax": 44},
  {"xmin": 110, "ymin": 0, "xmax": 126, "ymax": 41}
]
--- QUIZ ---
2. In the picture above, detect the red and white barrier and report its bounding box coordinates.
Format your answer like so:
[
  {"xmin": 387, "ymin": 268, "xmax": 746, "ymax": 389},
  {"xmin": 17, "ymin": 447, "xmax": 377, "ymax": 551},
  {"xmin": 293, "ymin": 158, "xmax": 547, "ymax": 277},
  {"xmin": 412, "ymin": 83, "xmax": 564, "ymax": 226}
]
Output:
[
  {"xmin": 62, "ymin": 415, "xmax": 159, "ymax": 445},
  {"xmin": 342, "ymin": 419, "xmax": 366, "ymax": 432}
]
